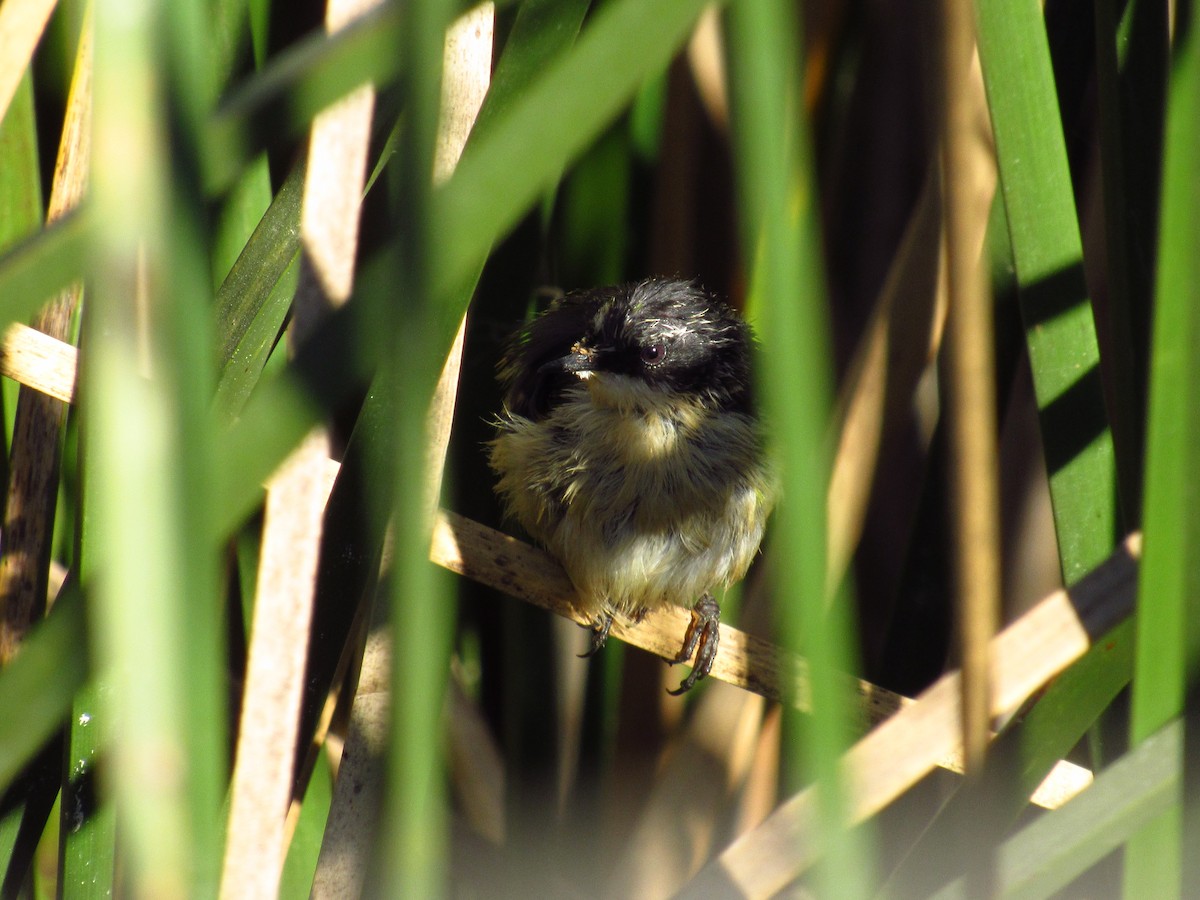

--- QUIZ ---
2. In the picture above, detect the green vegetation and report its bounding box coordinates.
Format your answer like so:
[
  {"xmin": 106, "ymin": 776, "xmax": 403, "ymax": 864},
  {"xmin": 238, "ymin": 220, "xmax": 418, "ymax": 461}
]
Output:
[{"xmin": 0, "ymin": 0, "xmax": 1195, "ymax": 895}]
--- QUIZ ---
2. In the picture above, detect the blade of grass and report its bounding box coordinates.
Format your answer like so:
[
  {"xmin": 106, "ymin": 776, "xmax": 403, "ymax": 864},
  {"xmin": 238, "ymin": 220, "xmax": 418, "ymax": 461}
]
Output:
[
  {"xmin": 0, "ymin": 73, "xmax": 43, "ymax": 250},
  {"xmin": 212, "ymin": 153, "xmax": 304, "ymax": 381},
  {"xmin": 207, "ymin": 0, "xmax": 271, "ymax": 284},
  {"xmin": 163, "ymin": 2, "xmax": 232, "ymax": 889},
  {"xmin": 975, "ymin": 0, "xmax": 1121, "ymax": 583},
  {"xmin": 0, "ymin": 211, "xmax": 90, "ymax": 337},
  {"xmin": 469, "ymin": 0, "xmax": 588, "ymax": 142},
  {"xmin": 724, "ymin": 0, "xmax": 870, "ymax": 896},
  {"xmin": 246, "ymin": 0, "xmax": 269, "ymax": 67},
  {"xmin": 1123, "ymin": 6, "xmax": 1200, "ymax": 894},
  {"xmin": 919, "ymin": 10, "xmax": 1135, "ymax": 866},
  {"xmin": 209, "ymin": 0, "xmax": 253, "ymax": 95},
  {"xmin": 0, "ymin": 584, "xmax": 85, "ymax": 790},
  {"xmin": 213, "ymin": 254, "xmax": 301, "ymax": 422},
  {"xmin": 85, "ymin": 0, "xmax": 226, "ymax": 891},
  {"xmin": 58, "ymin": 682, "xmax": 115, "ymax": 900},
  {"xmin": 212, "ymin": 155, "xmax": 273, "ymax": 285},
  {"xmin": 374, "ymin": 0, "xmax": 456, "ymax": 890},
  {"xmin": 279, "ymin": 745, "xmax": 334, "ymax": 899}
]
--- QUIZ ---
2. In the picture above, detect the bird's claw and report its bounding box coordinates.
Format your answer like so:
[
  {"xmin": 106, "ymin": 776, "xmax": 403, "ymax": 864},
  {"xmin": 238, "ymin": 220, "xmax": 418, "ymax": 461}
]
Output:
[
  {"xmin": 578, "ymin": 612, "xmax": 614, "ymax": 658},
  {"xmin": 668, "ymin": 594, "xmax": 720, "ymax": 695}
]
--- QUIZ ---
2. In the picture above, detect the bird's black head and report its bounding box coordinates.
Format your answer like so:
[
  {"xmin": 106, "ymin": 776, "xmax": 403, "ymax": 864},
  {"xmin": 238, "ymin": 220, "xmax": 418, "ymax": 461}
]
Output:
[{"xmin": 499, "ymin": 278, "xmax": 755, "ymax": 420}]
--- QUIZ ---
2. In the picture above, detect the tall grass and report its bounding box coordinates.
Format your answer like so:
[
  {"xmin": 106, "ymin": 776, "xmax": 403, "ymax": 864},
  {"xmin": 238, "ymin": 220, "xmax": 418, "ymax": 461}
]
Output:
[{"xmin": 0, "ymin": 0, "xmax": 1195, "ymax": 896}]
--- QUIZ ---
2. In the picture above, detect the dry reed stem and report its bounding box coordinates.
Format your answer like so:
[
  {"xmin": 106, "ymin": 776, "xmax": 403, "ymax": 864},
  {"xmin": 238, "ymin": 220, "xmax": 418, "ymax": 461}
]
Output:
[
  {"xmin": 940, "ymin": 8, "xmax": 1000, "ymax": 777},
  {"xmin": 0, "ymin": 324, "xmax": 78, "ymax": 405},
  {"xmin": 221, "ymin": 437, "xmax": 341, "ymax": 900}
]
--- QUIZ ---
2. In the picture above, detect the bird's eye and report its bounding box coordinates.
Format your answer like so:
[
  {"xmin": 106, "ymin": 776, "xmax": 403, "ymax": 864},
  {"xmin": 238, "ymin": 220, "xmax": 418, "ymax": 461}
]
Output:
[{"xmin": 640, "ymin": 342, "xmax": 667, "ymax": 366}]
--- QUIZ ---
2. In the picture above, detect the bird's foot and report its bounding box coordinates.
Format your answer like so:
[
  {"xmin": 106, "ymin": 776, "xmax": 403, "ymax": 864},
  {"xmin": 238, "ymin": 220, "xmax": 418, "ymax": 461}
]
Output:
[
  {"xmin": 578, "ymin": 612, "xmax": 614, "ymax": 658},
  {"xmin": 668, "ymin": 594, "xmax": 720, "ymax": 695}
]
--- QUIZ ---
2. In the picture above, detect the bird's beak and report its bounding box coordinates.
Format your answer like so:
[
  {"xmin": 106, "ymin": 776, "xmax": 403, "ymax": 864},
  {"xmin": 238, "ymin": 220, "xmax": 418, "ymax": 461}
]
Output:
[{"xmin": 539, "ymin": 342, "xmax": 600, "ymax": 378}]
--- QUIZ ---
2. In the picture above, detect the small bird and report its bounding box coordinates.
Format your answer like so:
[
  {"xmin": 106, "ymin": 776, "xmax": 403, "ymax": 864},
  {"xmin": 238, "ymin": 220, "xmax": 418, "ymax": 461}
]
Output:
[{"xmin": 489, "ymin": 278, "xmax": 776, "ymax": 693}]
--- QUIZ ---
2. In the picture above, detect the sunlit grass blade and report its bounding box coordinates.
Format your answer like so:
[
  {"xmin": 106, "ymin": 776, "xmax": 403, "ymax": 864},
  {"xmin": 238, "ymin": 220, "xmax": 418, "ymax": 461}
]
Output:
[
  {"xmin": 1123, "ymin": 8, "xmax": 1200, "ymax": 894},
  {"xmin": 975, "ymin": 0, "xmax": 1120, "ymax": 582},
  {"xmin": 724, "ymin": 1, "xmax": 870, "ymax": 895}
]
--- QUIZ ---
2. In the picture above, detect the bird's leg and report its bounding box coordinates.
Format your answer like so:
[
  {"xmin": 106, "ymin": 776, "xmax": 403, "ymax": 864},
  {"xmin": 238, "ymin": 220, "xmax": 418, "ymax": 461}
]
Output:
[
  {"xmin": 578, "ymin": 611, "xmax": 614, "ymax": 658},
  {"xmin": 668, "ymin": 594, "xmax": 720, "ymax": 695}
]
